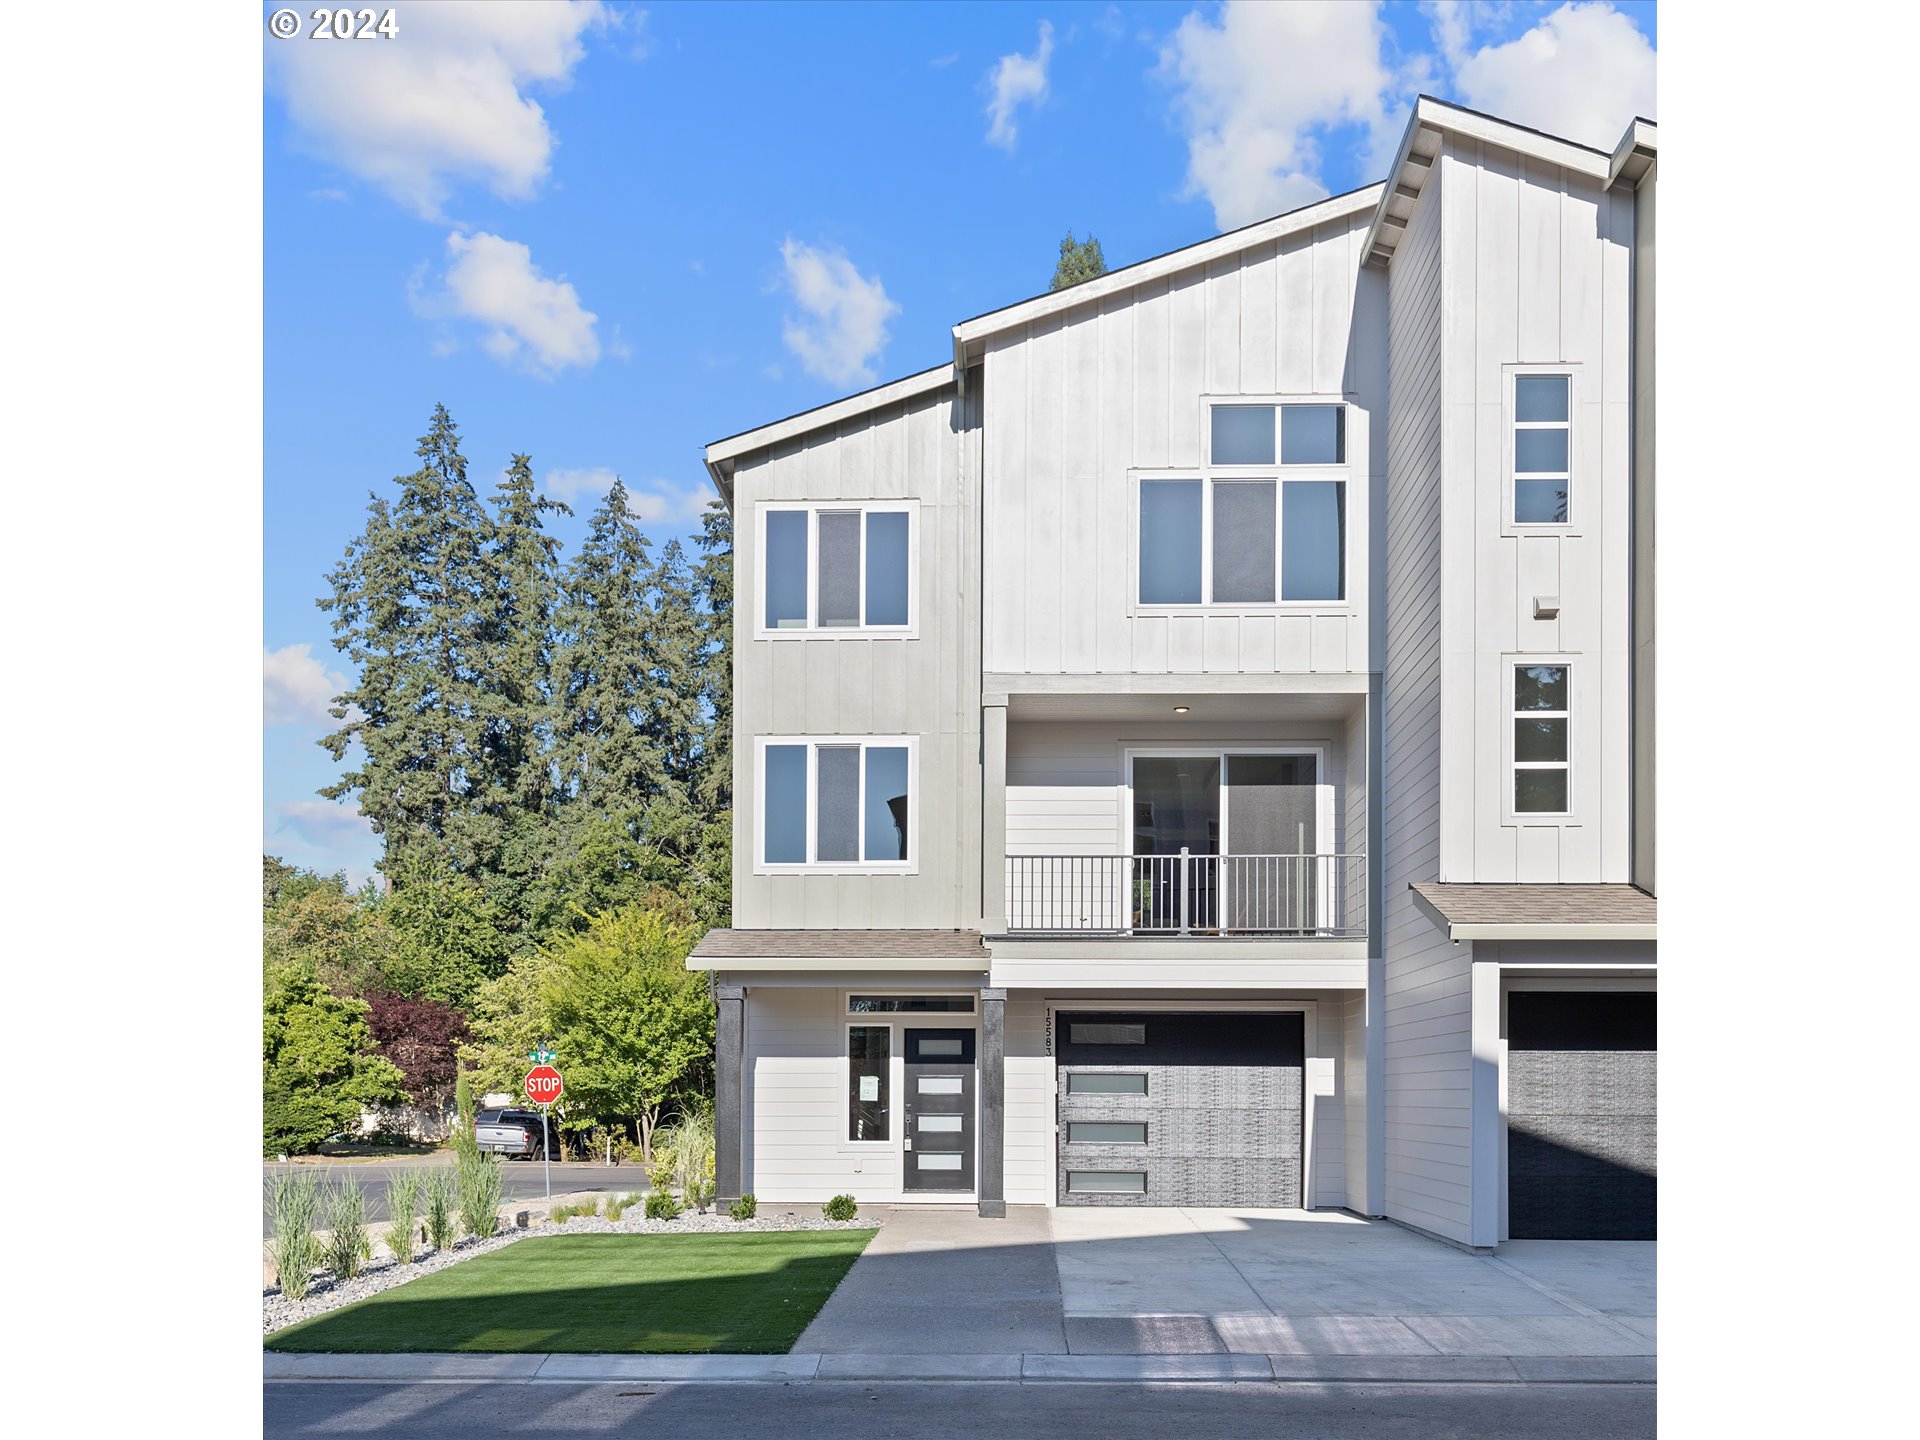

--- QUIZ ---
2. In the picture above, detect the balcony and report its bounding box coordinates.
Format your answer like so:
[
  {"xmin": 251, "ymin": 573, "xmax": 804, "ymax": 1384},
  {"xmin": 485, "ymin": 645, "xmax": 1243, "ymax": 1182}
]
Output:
[{"xmin": 1004, "ymin": 852, "xmax": 1366, "ymax": 938}]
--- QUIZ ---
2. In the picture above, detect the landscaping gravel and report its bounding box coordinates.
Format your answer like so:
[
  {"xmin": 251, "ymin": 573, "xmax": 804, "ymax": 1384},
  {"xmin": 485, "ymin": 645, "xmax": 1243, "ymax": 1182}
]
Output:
[{"xmin": 263, "ymin": 1208, "xmax": 882, "ymax": 1334}]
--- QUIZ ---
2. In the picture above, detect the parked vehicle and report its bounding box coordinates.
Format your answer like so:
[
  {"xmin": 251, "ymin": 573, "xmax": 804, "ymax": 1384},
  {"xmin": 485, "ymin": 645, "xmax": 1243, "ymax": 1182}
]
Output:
[{"xmin": 474, "ymin": 1108, "xmax": 554, "ymax": 1159}]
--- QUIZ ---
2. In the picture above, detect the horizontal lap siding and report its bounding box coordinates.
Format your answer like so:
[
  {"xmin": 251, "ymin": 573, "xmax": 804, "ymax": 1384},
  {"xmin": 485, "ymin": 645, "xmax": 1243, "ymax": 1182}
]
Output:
[
  {"xmin": 731, "ymin": 386, "xmax": 982, "ymax": 930},
  {"xmin": 1382, "ymin": 163, "xmax": 1475, "ymax": 1244},
  {"xmin": 983, "ymin": 212, "xmax": 1378, "ymax": 679}
]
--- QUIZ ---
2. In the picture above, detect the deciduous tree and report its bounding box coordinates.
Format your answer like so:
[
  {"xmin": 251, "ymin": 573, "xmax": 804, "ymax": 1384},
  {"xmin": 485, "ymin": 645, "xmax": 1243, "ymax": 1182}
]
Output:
[{"xmin": 263, "ymin": 963, "xmax": 406, "ymax": 1155}]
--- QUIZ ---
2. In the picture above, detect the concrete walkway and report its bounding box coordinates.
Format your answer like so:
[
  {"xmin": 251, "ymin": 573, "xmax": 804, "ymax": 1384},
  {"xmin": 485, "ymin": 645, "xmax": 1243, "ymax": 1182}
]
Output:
[{"xmin": 265, "ymin": 1206, "xmax": 1655, "ymax": 1386}]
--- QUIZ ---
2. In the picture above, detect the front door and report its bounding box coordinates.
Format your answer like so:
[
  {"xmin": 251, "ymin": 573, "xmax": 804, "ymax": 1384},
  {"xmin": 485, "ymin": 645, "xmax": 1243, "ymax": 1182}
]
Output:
[{"xmin": 902, "ymin": 1028, "xmax": 975, "ymax": 1192}]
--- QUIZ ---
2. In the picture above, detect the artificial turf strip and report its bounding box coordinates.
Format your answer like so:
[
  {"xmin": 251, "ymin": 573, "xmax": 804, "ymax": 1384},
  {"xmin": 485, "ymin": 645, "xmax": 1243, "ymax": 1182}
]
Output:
[{"xmin": 266, "ymin": 1230, "xmax": 878, "ymax": 1354}]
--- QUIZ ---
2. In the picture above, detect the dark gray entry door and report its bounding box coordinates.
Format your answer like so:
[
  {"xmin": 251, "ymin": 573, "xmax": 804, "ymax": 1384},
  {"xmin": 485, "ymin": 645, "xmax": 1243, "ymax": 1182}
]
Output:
[
  {"xmin": 903, "ymin": 1028, "xmax": 975, "ymax": 1192},
  {"xmin": 1507, "ymin": 991, "xmax": 1656, "ymax": 1240},
  {"xmin": 1056, "ymin": 1011, "xmax": 1304, "ymax": 1207}
]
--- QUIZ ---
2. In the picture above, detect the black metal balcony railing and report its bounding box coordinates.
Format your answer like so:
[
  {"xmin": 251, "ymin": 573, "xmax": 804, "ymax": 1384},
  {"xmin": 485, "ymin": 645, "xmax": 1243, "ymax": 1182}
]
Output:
[{"xmin": 1004, "ymin": 852, "xmax": 1366, "ymax": 937}]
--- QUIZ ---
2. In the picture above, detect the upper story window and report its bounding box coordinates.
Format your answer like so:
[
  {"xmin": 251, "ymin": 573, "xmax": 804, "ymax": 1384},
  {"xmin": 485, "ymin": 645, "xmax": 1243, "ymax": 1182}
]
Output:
[
  {"xmin": 758, "ymin": 736, "xmax": 916, "ymax": 872},
  {"xmin": 1513, "ymin": 375, "xmax": 1571, "ymax": 524},
  {"xmin": 1513, "ymin": 664, "xmax": 1570, "ymax": 814},
  {"xmin": 760, "ymin": 502, "xmax": 915, "ymax": 636},
  {"xmin": 1137, "ymin": 402, "xmax": 1347, "ymax": 608}
]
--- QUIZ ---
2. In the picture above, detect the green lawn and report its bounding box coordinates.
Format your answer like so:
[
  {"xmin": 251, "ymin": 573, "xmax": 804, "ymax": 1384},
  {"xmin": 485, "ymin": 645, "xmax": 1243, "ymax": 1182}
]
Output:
[{"xmin": 266, "ymin": 1230, "xmax": 877, "ymax": 1354}]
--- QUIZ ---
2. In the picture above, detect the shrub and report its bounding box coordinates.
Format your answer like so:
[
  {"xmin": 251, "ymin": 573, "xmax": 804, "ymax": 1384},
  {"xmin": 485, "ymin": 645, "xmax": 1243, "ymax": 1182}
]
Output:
[
  {"xmin": 323, "ymin": 1180, "xmax": 371, "ymax": 1282},
  {"xmin": 422, "ymin": 1167, "xmax": 459, "ymax": 1252},
  {"xmin": 729, "ymin": 1193, "xmax": 758, "ymax": 1221},
  {"xmin": 266, "ymin": 1169, "xmax": 324, "ymax": 1299},
  {"xmin": 383, "ymin": 1171, "xmax": 421, "ymax": 1262},
  {"xmin": 450, "ymin": 1069, "xmax": 479, "ymax": 1163},
  {"xmin": 457, "ymin": 1150, "xmax": 505, "ymax": 1240},
  {"xmin": 651, "ymin": 1106, "xmax": 716, "ymax": 1209},
  {"xmin": 822, "ymin": 1194, "xmax": 858, "ymax": 1221},
  {"xmin": 604, "ymin": 1194, "xmax": 626, "ymax": 1222},
  {"xmin": 644, "ymin": 1191, "xmax": 681, "ymax": 1221}
]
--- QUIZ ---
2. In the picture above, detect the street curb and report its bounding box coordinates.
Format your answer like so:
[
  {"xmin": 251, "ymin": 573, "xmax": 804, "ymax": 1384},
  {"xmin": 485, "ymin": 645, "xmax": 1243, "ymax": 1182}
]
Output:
[{"xmin": 264, "ymin": 1350, "xmax": 1657, "ymax": 1387}]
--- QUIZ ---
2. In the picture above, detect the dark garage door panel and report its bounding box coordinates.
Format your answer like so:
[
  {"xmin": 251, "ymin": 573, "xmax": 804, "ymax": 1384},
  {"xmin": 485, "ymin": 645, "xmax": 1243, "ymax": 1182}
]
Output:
[
  {"xmin": 1508, "ymin": 992, "xmax": 1656, "ymax": 1241},
  {"xmin": 1056, "ymin": 1012, "xmax": 1304, "ymax": 1208}
]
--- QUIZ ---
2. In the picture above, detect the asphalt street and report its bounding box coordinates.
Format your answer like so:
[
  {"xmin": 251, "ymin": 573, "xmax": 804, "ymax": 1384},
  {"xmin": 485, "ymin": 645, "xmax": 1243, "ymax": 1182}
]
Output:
[
  {"xmin": 262, "ymin": 1158, "xmax": 655, "ymax": 1234},
  {"xmin": 263, "ymin": 1380, "xmax": 1655, "ymax": 1438}
]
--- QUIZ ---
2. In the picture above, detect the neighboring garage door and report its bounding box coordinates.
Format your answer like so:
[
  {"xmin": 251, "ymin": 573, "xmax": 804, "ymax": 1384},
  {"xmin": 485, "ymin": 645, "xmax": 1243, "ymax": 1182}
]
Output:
[
  {"xmin": 1055, "ymin": 1011, "xmax": 1304, "ymax": 1207},
  {"xmin": 1508, "ymin": 991, "xmax": 1657, "ymax": 1240}
]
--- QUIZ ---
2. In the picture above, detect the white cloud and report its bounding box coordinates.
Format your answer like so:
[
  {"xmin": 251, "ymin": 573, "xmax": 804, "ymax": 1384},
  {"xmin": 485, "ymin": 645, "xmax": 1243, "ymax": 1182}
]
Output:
[
  {"xmin": 544, "ymin": 468, "xmax": 712, "ymax": 525},
  {"xmin": 778, "ymin": 239, "xmax": 899, "ymax": 388},
  {"xmin": 278, "ymin": 800, "xmax": 377, "ymax": 848},
  {"xmin": 1160, "ymin": 1, "xmax": 1394, "ymax": 231},
  {"xmin": 986, "ymin": 21, "xmax": 1055, "ymax": 150},
  {"xmin": 418, "ymin": 230, "xmax": 600, "ymax": 375},
  {"xmin": 624, "ymin": 482, "xmax": 715, "ymax": 526},
  {"xmin": 1451, "ymin": 3, "xmax": 1655, "ymax": 149},
  {"xmin": 264, "ymin": 643, "xmax": 356, "ymax": 727},
  {"xmin": 266, "ymin": 0, "xmax": 608, "ymax": 218}
]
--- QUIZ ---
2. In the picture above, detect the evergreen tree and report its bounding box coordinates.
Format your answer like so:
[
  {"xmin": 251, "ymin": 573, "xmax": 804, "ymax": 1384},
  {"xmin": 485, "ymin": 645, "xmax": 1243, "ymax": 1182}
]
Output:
[
  {"xmin": 553, "ymin": 479, "xmax": 672, "ymax": 826},
  {"xmin": 319, "ymin": 405, "xmax": 498, "ymax": 871},
  {"xmin": 693, "ymin": 502, "xmax": 734, "ymax": 819},
  {"xmin": 1050, "ymin": 231, "xmax": 1108, "ymax": 291}
]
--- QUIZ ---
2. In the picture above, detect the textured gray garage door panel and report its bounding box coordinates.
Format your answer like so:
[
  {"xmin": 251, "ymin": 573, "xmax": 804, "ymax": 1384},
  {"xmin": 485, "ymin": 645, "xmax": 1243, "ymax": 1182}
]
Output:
[
  {"xmin": 1055, "ymin": 1012, "xmax": 1304, "ymax": 1207},
  {"xmin": 1507, "ymin": 992, "xmax": 1656, "ymax": 1240}
]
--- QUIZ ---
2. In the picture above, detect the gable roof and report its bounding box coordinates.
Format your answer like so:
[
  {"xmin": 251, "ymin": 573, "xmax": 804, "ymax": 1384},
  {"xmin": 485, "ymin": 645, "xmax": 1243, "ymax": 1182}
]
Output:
[{"xmin": 1361, "ymin": 96, "xmax": 1658, "ymax": 269}]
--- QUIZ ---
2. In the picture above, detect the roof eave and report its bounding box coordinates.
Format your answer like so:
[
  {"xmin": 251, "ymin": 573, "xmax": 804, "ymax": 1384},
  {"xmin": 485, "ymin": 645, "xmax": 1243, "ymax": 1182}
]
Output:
[{"xmin": 703, "ymin": 362, "xmax": 956, "ymax": 472}]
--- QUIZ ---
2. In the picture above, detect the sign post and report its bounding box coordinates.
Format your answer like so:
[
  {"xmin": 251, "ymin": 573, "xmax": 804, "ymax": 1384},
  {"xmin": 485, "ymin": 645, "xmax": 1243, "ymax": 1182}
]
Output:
[{"xmin": 525, "ymin": 1048, "xmax": 563, "ymax": 1201}]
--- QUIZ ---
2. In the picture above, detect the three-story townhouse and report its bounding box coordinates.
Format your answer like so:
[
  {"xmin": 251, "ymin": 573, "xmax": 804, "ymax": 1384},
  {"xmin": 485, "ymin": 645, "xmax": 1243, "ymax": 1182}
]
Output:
[{"xmin": 690, "ymin": 98, "xmax": 1657, "ymax": 1247}]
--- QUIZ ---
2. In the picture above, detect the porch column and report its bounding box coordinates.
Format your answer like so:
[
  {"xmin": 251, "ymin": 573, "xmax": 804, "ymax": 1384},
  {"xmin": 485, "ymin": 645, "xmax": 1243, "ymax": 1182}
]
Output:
[
  {"xmin": 982, "ymin": 701, "xmax": 1008, "ymax": 933},
  {"xmin": 977, "ymin": 986, "xmax": 1007, "ymax": 1217},
  {"xmin": 714, "ymin": 981, "xmax": 745, "ymax": 1209}
]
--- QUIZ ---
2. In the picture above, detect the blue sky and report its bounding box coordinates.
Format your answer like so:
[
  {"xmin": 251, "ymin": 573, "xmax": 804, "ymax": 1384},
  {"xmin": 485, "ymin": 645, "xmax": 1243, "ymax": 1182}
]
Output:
[{"xmin": 263, "ymin": 0, "xmax": 1657, "ymax": 882}]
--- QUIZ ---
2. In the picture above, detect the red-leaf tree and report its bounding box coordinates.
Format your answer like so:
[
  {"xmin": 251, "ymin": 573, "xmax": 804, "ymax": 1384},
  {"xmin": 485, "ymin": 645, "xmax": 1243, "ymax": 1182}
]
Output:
[{"xmin": 365, "ymin": 992, "xmax": 470, "ymax": 1116}]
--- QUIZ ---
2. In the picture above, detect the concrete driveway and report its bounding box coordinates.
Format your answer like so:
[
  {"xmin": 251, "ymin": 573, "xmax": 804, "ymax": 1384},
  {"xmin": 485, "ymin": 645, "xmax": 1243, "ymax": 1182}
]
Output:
[{"xmin": 798, "ymin": 1206, "xmax": 1654, "ymax": 1364}]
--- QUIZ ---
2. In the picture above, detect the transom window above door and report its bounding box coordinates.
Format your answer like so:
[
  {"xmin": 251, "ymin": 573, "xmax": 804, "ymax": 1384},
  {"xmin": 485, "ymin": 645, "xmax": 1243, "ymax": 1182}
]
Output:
[
  {"xmin": 760, "ymin": 502, "xmax": 914, "ymax": 634},
  {"xmin": 1137, "ymin": 401, "xmax": 1347, "ymax": 608}
]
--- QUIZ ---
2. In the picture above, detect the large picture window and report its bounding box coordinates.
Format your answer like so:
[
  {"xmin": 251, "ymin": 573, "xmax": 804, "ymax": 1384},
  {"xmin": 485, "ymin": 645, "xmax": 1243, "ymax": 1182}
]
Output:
[
  {"xmin": 760, "ymin": 502, "xmax": 914, "ymax": 633},
  {"xmin": 758, "ymin": 737, "xmax": 916, "ymax": 871},
  {"xmin": 1137, "ymin": 402, "xmax": 1347, "ymax": 608}
]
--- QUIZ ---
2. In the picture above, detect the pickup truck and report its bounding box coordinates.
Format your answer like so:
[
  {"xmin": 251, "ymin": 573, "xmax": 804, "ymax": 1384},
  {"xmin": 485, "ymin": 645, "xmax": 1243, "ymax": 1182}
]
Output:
[{"xmin": 474, "ymin": 1108, "xmax": 554, "ymax": 1159}]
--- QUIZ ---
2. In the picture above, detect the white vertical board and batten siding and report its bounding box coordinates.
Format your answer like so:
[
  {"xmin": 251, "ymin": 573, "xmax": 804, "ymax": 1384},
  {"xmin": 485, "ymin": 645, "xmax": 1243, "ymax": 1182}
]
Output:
[
  {"xmin": 981, "ymin": 210, "xmax": 1381, "ymax": 680},
  {"xmin": 730, "ymin": 384, "xmax": 983, "ymax": 930},
  {"xmin": 1436, "ymin": 138, "xmax": 1634, "ymax": 886},
  {"xmin": 1381, "ymin": 157, "xmax": 1475, "ymax": 1244}
]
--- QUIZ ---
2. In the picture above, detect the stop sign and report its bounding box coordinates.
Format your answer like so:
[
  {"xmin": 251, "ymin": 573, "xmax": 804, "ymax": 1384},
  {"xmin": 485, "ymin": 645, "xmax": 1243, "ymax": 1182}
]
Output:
[{"xmin": 524, "ymin": 1064, "xmax": 564, "ymax": 1106}]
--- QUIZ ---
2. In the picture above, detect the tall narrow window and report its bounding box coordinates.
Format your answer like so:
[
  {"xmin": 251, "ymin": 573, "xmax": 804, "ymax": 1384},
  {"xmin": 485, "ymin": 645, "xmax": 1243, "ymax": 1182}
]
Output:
[
  {"xmin": 848, "ymin": 1026, "xmax": 890, "ymax": 1141},
  {"xmin": 1139, "ymin": 479, "xmax": 1203, "ymax": 604},
  {"xmin": 1513, "ymin": 664, "xmax": 1570, "ymax": 813},
  {"xmin": 759, "ymin": 504, "xmax": 915, "ymax": 631},
  {"xmin": 1514, "ymin": 375, "xmax": 1571, "ymax": 523},
  {"xmin": 759, "ymin": 738, "xmax": 917, "ymax": 869}
]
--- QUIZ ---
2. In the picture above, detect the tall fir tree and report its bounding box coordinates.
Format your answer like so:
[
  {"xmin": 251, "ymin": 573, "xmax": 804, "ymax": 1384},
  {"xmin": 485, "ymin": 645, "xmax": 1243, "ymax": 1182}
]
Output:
[
  {"xmin": 553, "ymin": 478, "xmax": 672, "ymax": 828},
  {"xmin": 319, "ymin": 405, "xmax": 498, "ymax": 872},
  {"xmin": 1050, "ymin": 231, "xmax": 1108, "ymax": 291},
  {"xmin": 693, "ymin": 501, "xmax": 734, "ymax": 819}
]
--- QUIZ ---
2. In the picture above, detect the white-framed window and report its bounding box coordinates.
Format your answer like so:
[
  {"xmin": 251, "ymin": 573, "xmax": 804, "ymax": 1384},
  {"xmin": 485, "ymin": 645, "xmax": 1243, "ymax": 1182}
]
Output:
[
  {"xmin": 755, "ymin": 736, "xmax": 918, "ymax": 872},
  {"xmin": 1512, "ymin": 663, "xmax": 1571, "ymax": 815},
  {"xmin": 1135, "ymin": 400, "xmax": 1347, "ymax": 609},
  {"xmin": 757, "ymin": 500, "xmax": 916, "ymax": 637},
  {"xmin": 1511, "ymin": 372, "xmax": 1571, "ymax": 525}
]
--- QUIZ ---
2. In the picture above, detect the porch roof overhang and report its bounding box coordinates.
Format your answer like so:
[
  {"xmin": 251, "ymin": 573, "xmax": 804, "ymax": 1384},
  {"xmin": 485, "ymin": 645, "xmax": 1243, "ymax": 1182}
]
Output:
[
  {"xmin": 687, "ymin": 928, "xmax": 989, "ymax": 972},
  {"xmin": 1409, "ymin": 883, "xmax": 1657, "ymax": 943}
]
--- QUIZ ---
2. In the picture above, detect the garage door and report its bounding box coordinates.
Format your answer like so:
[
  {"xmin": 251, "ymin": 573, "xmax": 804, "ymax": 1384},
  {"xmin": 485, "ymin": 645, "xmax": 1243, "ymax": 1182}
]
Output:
[
  {"xmin": 1508, "ymin": 991, "xmax": 1656, "ymax": 1240},
  {"xmin": 1055, "ymin": 1011, "xmax": 1304, "ymax": 1206}
]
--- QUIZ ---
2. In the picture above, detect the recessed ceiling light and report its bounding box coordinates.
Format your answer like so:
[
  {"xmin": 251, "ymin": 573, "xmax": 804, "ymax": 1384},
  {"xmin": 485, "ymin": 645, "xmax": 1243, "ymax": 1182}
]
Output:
[{"xmin": 1173, "ymin": 706, "xmax": 1189, "ymax": 714}]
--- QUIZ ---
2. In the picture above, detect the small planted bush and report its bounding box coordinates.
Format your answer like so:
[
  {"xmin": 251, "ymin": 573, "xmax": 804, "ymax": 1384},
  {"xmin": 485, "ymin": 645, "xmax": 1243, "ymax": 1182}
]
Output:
[
  {"xmin": 422, "ymin": 1167, "xmax": 459, "ymax": 1252},
  {"xmin": 322, "ymin": 1179, "xmax": 371, "ymax": 1282},
  {"xmin": 644, "ymin": 1191, "xmax": 682, "ymax": 1221},
  {"xmin": 266, "ymin": 1169, "xmax": 324, "ymax": 1300},
  {"xmin": 822, "ymin": 1194, "xmax": 858, "ymax": 1221},
  {"xmin": 729, "ymin": 1193, "xmax": 758, "ymax": 1221},
  {"xmin": 383, "ymin": 1170, "xmax": 421, "ymax": 1263},
  {"xmin": 457, "ymin": 1151, "xmax": 505, "ymax": 1240}
]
